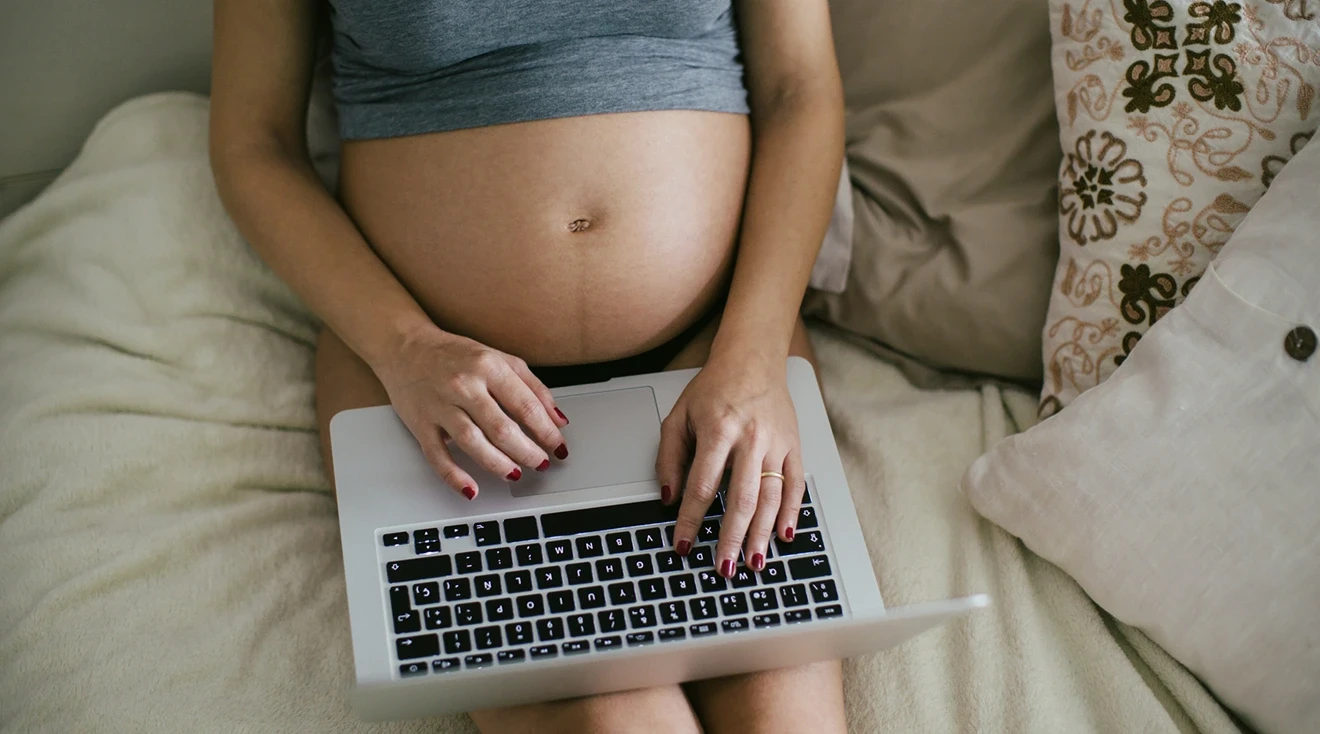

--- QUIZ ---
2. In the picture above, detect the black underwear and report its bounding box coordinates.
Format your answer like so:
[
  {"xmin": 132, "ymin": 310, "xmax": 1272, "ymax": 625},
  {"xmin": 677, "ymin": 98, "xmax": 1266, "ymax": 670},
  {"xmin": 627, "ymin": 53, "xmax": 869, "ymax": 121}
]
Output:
[{"xmin": 529, "ymin": 311, "xmax": 717, "ymax": 388}]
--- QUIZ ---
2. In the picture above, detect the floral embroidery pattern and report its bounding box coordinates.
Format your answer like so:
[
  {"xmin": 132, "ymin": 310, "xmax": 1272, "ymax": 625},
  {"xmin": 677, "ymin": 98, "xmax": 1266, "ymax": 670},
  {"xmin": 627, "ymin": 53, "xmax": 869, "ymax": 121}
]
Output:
[
  {"xmin": 1262, "ymin": 130, "xmax": 1316, "ymax": 184},
  {"xmin": 1060, "ymin": 130, "xmax": 1150, "ymax": 244}
]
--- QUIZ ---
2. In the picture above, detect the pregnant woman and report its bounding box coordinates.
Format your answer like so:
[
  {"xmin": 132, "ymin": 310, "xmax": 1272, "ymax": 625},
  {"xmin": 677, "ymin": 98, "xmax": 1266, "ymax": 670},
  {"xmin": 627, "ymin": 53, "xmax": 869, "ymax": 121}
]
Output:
[{"xmin": 210, "ymin": 0, "xmax": 845, "ymax": 730}]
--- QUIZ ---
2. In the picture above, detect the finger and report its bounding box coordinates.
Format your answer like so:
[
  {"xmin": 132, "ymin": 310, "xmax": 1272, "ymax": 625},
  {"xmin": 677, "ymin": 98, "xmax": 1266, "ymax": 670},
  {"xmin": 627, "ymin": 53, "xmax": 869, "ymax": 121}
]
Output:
[
  {"xmin": 673, "ymin": 431, "xmax": 734, "ymax": 557},
  {"xmin": 775, "ymin": 447, "xmax": 806, "ymax": 542},
  {"xmin": 440, "ymin": 408, "xmax": 525, "ymax": 482},
  {"xmin": 408, "ymin": 419, "xmax": 478, "ymax": 499},
  {"xmin": 715, "ymin": 446, "xmax": 767, "ymax": 578},
  {"xmin": 506, "ymin": 356, "xmax": 571, "ymax": 429},
  {"xmin": 655, "ymin": 408, "xmax": 694, "ymax": 505},
  {"xmin": 488, "ymin": 369, "xmax": 567, "ymax": 464},
  {"xmin": 743, "ymin": 456, "xmax": 786, "ymax": 571}
]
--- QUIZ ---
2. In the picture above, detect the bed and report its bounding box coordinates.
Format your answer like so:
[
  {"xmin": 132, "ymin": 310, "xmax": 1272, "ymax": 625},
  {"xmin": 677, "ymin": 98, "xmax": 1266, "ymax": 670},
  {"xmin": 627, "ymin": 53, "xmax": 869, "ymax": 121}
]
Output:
[{"xmin": 0, "ymin": 3, "xmax": 1242, "ymax": 733}]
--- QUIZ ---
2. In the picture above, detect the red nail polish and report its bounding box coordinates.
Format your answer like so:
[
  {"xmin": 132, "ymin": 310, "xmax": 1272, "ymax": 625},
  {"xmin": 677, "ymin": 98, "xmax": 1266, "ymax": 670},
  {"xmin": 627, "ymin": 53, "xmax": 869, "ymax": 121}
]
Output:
[
  {"xmin": 554, "ymin": 443, "xmax": 568, "ymax": 460},
  {"xmin": 536, "ymin": 459, "xmax": 550, "ymax": 471},
  {"xmin": 720, "ymin": 559, "xmax": 735, "ymax": 578},
  {"xmin": 751, "ymin": 553, "xmax": 765, "ymax": 570},
  {"xmin": 676, "ymin": 539, "xmax": 692, "ymax": 556},
  {"xmin": 785, "ymin": 527, "xmax": 795, "ymax": 542},
  {"xmin": 660, "ymin": 485, "xmax": 672, "ymax": 504},
  {"xmin": 555, "ymin": 408, "xmax": 568, "ymax": 424},
  {"xmin": 461, "ymin": 486, "xmax": 476, "ymax": 500},
  {"xmin": 506, "ymin": 468, "xmax": 522, "ymax": 481}
]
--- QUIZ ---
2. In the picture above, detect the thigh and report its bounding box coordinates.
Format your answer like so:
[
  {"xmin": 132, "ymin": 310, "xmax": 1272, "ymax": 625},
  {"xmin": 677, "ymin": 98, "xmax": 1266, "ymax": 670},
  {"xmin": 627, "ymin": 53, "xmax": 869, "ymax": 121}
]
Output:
[{"xmin": 314, "ymin": 327, "xmax": 391, "ymax": 491}]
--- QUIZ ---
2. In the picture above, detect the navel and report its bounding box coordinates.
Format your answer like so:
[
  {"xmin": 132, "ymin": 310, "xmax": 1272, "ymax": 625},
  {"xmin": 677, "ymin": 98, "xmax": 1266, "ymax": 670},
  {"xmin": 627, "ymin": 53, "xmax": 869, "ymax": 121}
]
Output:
[{"xmin": 567, "ymin": 218, "xmax": 591, "ymax": 233}]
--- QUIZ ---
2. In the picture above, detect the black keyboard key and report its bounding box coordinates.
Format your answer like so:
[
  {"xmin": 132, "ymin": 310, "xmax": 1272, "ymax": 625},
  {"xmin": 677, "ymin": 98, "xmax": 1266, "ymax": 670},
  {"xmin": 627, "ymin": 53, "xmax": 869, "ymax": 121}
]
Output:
[
  {"xmin": 626, "ymin": 631, "xmax": 655, "ymax": 646},
  {"xmin": 505, "ymin": 621, "xmax": 533, "ymax": 645},
  {"xmin": 424, "ymin": 606, "xmax": 453, "ymax": 630},
  {"xmin": 656, "ymin": 551, "xmax": 683, "ymax": 573},
  {"xmin": 575, "ymin": 535, "xmax": 604, "ymax": 558},
  {"xmin": 659, "ymin": 601, "xmax": 687, "ymax": 624},
  {"xmin": 802, "ymin": 486, "xmax": 812, "ymax": 504},
  {"xmin": 563, "ymin": 640, "xmax": 590, "ymax": 655},
  {"xmin": 473, "ymin": 522, "xmax": 501, "ymax": 546},
  {"xmin": 719, "ymin": 592, "xmax": 748, "ymax": 617},
  {"xmin": 414, "ymin": 538, "xmax": 442, "ymax": 555},
  {"xmin": 668, "ymin": 573, "xmax": 697, "ymax": 597},
  {"xmin": 598, "ymin": 609, "xmax": 626, "ymax": 633},
  {"xmin": 698, "ymin": 570, "xmax": 727, "ymax": 594},
  {"xmin": 566, "ymin": 562, "xmax": 594, "ymax": 585},
  {"xmin": 386, "ymin": 556, "xmax": 452, "ymax": 583},
  {"xmin": 780, "ymin": 583, "xmax": 809, "ymax": 607},
  {"xmin": 399, "ymin": 661, "xmax": 427, "ymax": 677},
  {"xmin": 486, "ymin": 547, "xmax": 513, "ymax": 571},
  {"xmin": 548, "ymin": 590, "xmax": 575, "ymax": 614},
  {"xmin": 788, "ymin": 555, "xmax": 832, "ymax": 580},
  {"xmin": 474, "ymin": 574, "xmax": 502, "ymax": 597},
  {"xmin": 797, "ymin": 506, "xmax": 818, "ymax": 529},
  {"xmin": 393, "ymin": 609, "xmax": 421, "ymax": 634},
  {"xmin": 638, "ymin": 578, "xmax": 667, "ymax": 601},
  {"xmin": 596, "ymin": 558, "xmax": 624, "ymax": 581},
  {"xmin": 504, "ymin": 516, "xmax": 539, "ymax": 542},
  {"xmin": 698, "ymin": 519, "xmax": 720, "ymax": 544},
  {"xmin": 390, "ymin": 585, "xmax": 413, "ymax": 614},
  {"xmin": 628, "ymin": 605, "xmax": 657, "ymax": 629},
  {"xmin": 505, "ymin": 570, "xmax": 533, "ymax": 593},
  {"xmin": 412, "ymin": 581, "xmax": 440, "ymax": 606},
  {"xmin": 433, "ymin": 657, "xmax": 461, "ymax": 673},
  {"xmin": 594, "ymin": 635, "xmax": 623, "ymax": 651},
  {"xmin": 475, "ymin": 625, "xmax": 502, "ymax": 650},
  {"xmin": 776, "ymin": 531, "xmax": 826, "ymax": 557},
  {"xmin": 530, "ymin": 644, "xmax": 558, "ymax": 659},
  {"xmin": 658, "ymin": 626, "xmax": 686, "ymax": 642},
  {"xmin": 465, "ymin": 653, "xmax": 494, "ymax": 668},
  {"xmin": 485, "ymin": 598, "xmax": 513, "ymax": 622},
  {"xmin": 721, "ymin": 618, "xmax": 750, "ymax": 633},
  {"xmin": 498, "ymin": 649, "xmax": 526, "ymax": 664},
  {"xmin": 577, "ymin": 585, "xmax": 607, "ymax": 609},
  {"xmin": 750, "ymin": 589, "xmax": 778, "ymax": 612},
  {"xmin": 541, "ymin": 499, "xmax": 680, "ymax": 538},
  {"xmin": 444, "ymin": 524, "xmax": 469, "ymax": 539},
  {"xmin": 688, "ymin": 546, "xmax": 715, "ymax": 568},
  {"xmin": 785, "ymin": 609, "xmax": 812, "ymax": 623},
  {"xmin": 626, "ymin": 554, "xmax": 654, "ymax": 578},
  {"xmin": 546, "ymin": 539, "xmax": 574, "ymax": 563},
  {"xmin": 536, "ymin": 566, "xmax": 564, "ymax": 589},
  {"xmin": 689, "ymin": 596, "xmax": 718, "ymax": 620},
  {"xmin": 760, "ymin": 561, "xmax": 787, "ymax": 585},
  {"xmin": 809, "ymin": 579, "xmax": 839, "ymax": 604},
  {"xmin": 731, "ymin": 567, "xmax": 758, "ymax": 589},
  {"xmin": 443, "ymin": 577, "xmax": 471, "ymax": 602},
  {"xmin": 536, "ymin": 617, "xmax": 565, "ymax": 641},
  {"xmin": 754, "ymin": 613, "xmax": 781, "ymax": 628},
  {"xmin": 665, "ymin": 525, "xmax": 676, "ymax": 546},
  {"xmin": 414, "ymin": 528, "xmax": 439, "ymax": 542},
  {"xmin": 568, "ymin": 613, "xmax": 596, "ymax": 637},
  {"xmin": 441, "ymin": 630, "xmax": 469, "ymax": 655},
  {"xmin": 606, "ymin": 532, "xmax": 634, "ymax": 554},
  {"xmin": 636, "ymin": 527, "xmax": 664, "ymax": 550},
  {"xmin": 816, "ymin": 604, "xmax": 843, "ymax": 619},
  {"xmin": 455, "ymin": 602, "xmax": 482, "ymax": 626},
  {"xmin": 383, "ymin": 532, "xmax": 409, "ymax": 547},
  {"xmin": 608, "ymin": 581, "xmax": 637, "ymax": 605},
  {"xmin": 456, "ymin": 551, "xmax": 482, "ymax": 574},
  {"xmin": 516, "ymin": 543, "xmax": 544, "ymax": 567},
  {"xmin": 690, "ymin": 622, "xmax": 718, "ymax": 637},
  {"xmin": 516, "ymin": 594, "xmax": 545, "ymax": 618},
  {"xmin": 397, "ymin": 634, "xmax": 439, "ymax": 660}
]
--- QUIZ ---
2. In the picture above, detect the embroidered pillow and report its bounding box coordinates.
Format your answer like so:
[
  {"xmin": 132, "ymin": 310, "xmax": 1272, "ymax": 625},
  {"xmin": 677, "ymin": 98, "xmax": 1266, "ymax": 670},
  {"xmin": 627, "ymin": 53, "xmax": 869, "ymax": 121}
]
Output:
[{"xmin": 1039, "ymin": 0, "xmax": 1320, "ymax": 416}]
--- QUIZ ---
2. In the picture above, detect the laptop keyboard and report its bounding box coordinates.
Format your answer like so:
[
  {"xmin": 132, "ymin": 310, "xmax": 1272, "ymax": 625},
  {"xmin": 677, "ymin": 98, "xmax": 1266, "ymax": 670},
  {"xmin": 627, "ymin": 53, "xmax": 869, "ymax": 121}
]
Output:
[{"xmin": 378, "ymin": 486, "xmax": 843, "ymax": 679}]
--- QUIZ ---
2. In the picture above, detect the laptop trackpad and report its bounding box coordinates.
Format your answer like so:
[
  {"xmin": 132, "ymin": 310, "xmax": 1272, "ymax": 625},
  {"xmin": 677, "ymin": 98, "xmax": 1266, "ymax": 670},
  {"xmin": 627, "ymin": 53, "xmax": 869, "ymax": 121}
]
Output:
[{"xmin": 509, "ymin": 386, "xmax": 662, "ymax": 497}]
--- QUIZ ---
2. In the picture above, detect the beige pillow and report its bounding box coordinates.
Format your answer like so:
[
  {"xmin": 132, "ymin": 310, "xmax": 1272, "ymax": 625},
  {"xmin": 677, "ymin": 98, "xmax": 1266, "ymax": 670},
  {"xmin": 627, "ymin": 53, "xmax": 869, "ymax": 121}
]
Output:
[
  {"xmin": 1038, "ymin": 0, "xmax": 1320, "ymax": 415},
  {"xmin": 804, "ymin": 0, "xmax": 1063, "ymax": 381}
]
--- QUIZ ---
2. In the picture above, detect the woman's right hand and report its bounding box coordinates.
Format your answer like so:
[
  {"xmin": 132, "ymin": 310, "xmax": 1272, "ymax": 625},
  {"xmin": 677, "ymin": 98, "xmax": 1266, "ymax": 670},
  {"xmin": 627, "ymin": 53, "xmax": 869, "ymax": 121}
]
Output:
[{"xmin": 374, "ymin": 325, "xmax": 570, "ymax": 500}]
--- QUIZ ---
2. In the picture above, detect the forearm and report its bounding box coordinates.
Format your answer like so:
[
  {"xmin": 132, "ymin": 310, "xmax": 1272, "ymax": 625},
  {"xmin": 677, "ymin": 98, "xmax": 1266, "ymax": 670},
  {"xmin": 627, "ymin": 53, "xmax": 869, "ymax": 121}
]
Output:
[
  {"xmin": 212, "ymin": 146, "xmax": 433, "ymax": 373},
  {"xmin": 712, "ymin": 92, "xmax": 845, "ymax": 367}
]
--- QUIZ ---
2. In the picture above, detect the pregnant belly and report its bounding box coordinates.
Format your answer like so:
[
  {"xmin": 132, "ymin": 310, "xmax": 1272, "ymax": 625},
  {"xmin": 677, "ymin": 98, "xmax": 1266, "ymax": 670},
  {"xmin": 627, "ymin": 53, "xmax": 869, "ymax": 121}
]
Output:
[{"xmin": 338, "ymin": 111, "xmax": 751, "ymax": 366}]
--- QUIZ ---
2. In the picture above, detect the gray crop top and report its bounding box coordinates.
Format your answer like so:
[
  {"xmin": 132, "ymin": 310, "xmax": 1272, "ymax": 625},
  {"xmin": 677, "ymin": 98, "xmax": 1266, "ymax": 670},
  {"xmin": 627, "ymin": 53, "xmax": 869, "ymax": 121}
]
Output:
[{"xmin": 326, "ymin": 0, "xmax": 750, "ymax": 140}]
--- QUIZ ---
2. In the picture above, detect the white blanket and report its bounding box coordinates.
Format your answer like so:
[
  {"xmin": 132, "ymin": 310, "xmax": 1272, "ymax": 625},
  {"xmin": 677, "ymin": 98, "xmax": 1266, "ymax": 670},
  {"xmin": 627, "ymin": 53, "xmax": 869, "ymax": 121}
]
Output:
[{"xmin": 0, "ymin": 93, "xmax": 1239, "ymax": 733}]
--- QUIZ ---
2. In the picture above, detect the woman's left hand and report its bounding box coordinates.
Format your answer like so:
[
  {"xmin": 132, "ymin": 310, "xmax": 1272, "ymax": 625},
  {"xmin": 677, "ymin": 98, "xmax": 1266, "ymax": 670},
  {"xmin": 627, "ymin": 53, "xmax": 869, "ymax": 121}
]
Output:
[{"xmin": 656, "ymin": 353, "xmax": 805, "ymax": 579}]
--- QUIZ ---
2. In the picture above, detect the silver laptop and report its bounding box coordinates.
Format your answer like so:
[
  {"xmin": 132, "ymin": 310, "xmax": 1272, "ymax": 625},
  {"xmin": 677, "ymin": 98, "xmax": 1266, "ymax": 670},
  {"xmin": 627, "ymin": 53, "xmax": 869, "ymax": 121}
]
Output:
[{"xmin": 330, "ymin": 356, "xmax": 988, "ymax": 721}]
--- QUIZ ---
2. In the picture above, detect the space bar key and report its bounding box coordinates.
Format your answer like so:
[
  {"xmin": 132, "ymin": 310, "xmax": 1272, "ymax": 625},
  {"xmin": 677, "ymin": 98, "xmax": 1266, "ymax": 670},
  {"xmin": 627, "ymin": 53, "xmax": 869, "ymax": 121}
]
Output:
[{"xmin": 541, "ymin": 498, "xmax": 721, "ymax": 537}]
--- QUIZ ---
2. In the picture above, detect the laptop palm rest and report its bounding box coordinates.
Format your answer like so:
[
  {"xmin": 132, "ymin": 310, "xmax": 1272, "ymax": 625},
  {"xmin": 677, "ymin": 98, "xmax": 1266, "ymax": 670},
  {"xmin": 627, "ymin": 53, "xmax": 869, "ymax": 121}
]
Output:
[{"xmin": 505, "ymin": 386, "xmax": 662, "ymax": 497}]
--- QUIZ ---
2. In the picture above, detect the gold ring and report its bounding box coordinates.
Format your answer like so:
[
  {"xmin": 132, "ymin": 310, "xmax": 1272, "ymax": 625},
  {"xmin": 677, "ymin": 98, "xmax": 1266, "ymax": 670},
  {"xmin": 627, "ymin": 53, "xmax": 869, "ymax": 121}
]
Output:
[{"xmin": 760, "ymin": 471, "xmax": 786, "ymax": 482}]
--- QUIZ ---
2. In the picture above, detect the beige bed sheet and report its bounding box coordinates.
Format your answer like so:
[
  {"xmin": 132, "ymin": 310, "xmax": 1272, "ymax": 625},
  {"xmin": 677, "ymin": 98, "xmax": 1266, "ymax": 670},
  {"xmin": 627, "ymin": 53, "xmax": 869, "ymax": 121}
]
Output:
[{"xmin": 0, "ymin": 94, "xmax": 1239, "ymax": 734}]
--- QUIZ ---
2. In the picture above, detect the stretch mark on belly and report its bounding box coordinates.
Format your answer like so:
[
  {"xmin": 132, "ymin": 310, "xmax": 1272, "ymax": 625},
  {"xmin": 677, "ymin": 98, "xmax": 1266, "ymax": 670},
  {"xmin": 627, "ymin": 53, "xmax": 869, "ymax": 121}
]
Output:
[{"xmin": 567, "ymin": 218, "xmax": 591, "ymax": 232}]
